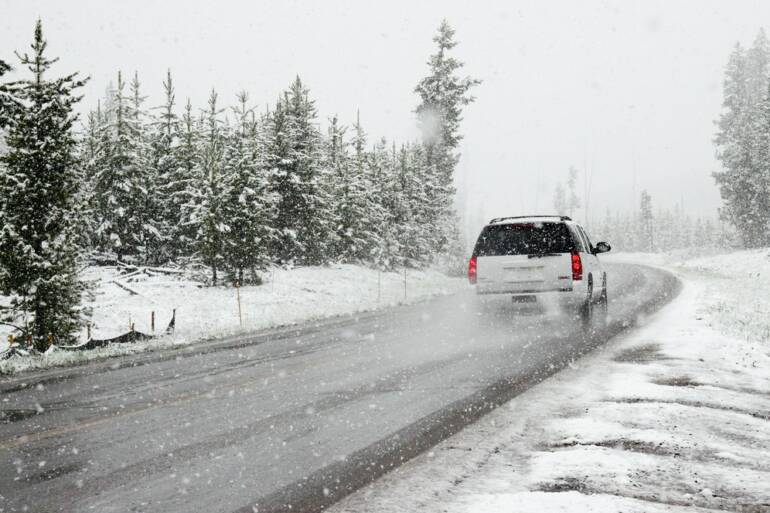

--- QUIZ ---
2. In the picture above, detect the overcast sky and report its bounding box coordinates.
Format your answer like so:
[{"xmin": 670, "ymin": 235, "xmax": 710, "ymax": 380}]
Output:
[{"xmin": 3, "ymin": 0, "xmax": 768, "ymax": 230}]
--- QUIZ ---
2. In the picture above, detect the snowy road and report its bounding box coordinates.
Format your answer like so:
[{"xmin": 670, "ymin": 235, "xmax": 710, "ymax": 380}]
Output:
[{"xmin": 0, "ymin": 263, "xmax": 678, "ymax": 513}]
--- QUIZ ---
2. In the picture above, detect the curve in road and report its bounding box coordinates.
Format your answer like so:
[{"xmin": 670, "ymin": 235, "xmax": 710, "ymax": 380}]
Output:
[{"xmin": 0, "ymin": 263, "xmax": 679, "ymax": 513}]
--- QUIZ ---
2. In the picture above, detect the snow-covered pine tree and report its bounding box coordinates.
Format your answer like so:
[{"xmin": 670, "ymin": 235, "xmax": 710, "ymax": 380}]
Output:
[
  {"xmin": 128, "ymin": 72, "xmax": 163, "ymax": 263},
  {"xmin": 714, "ymin": 33, "xmax": 770, "ymax": 247},
  {"xmin": 326, "ymin": 112, "xmax": 381, "ymax": 263},
  {"xmin": 401, "ymin": 142, "xmax": 433, "ymax": 263},
  {"xmin": 553, "ymin": 183, "xmax": 567, "ymax": 216},
  {"xmin": 639, "ymin": 190, "xmax": 654, "ymax": 252},
  {"xmin": 394, "ymin": 143, "xmax": 420, "ymax": 265},
  {"xmin": 150, "ymin": 70, "xmax": 181, "ymax": 263},
  {"xmin": 189, "ymin": 89, "xmax": 226, "ymax": 284},
  {"xmin": 174, "ymin": 98, "xmax": 201, "ymax": 259},
  {"xmin": 566, "ymin": 166, "xmax": 581, "ymax": 218},
  {"xmin": 221, "ymin": 91, "xmax": 274, "ymax": 284},
  {"xmin": 0, "ymin": 58, "xmax": 14, "ymax": 129},
  {"xmin": 77, "ymin": 101, "xmax": 105, "ymax": 251},
  {"xmin": 268, "ymin": 77, "xmax": 333, "ymax": 265},
  {"xmin": 327, "ymin": 115, "xmax": 355, "ymax": 261},
  {"xmin": 90, "ymin": 71, "xmax": 148, "ymax": 262},
  {"xmin": 348, "ymin": 112, "xmax": 382, "ymax": 261},
  {"xmin": 0, "ymin": 20, "xmax": 88, "ymax": 348},
  {"xmin": 414, "ymin": 20, "xmax": 480, "ymax": 257},
  {"xmin": 368, "ymin": 138, "xmax": 401, "ymax": 270}
]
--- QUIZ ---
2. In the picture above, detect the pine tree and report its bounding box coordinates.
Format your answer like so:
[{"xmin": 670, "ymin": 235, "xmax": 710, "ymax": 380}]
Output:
[
  {"xmin": 0, "ymin": 58, "xmax": 15, "ymax": 129},
  {"xmin": 566, "ymin": 166, "xmax": 581, "ymax": 218},
  {"xmin": 150, "ymin": 70, "xmax": 181, "ymax": 262},
  {"xmin": 714, "ymin": 34, "xmax": 770, "ymax": 247},
  {"xmin": 401, "ymin": 142, "xmax": 433, "ymax": 263},
  {"xmin": 327, "ymin": 115, "xmax": 358, "ymax": 261},
  {"xmin": 174, "ymin": 98, "xmax": 200, "ymax": 258},
  {"xmin": 268, "ymin": 77, "xmax": 333, "ymax": 265},
  {"xmin": 91, "ymin": 71, "xmax": 148, "ymax": 261},
  {"xmin": 0, "ymin": 20, "xmax": 88, "ymax": 348},
  {"xmin": 128, "ymin": 72, "xmax": 162, "ymax": 263},
  {"xmin": 639, "ymin": 190, "xmax": 654, "ymax": 252},
  {"xmin": 221, "ymin": 91, "xmax": 274, "ymax": 284},
  {"xmin": 369, "ymin": 138, "xmax": 400, "ymax": 270},
  {"xmin": 553, "ymin": 183, "xmax": 567, "ymax": 215},
  {"xmin": 190, "ymin": 89, "xmax": 226, "ymax": 284},
  {"xmin": 414, "ymin": 20, "xmax": 480, "ymax": 256}
]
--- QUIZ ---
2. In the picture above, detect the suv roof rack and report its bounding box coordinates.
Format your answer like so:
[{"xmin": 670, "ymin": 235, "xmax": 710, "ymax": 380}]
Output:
[{"xmin": 488, "ymin": 215, "xmax": 572, "ymax": 224}]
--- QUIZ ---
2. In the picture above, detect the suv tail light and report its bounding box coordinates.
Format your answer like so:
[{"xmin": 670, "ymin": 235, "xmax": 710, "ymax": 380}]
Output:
[
  {"xmin": 468, "ymin": 256, "xmax": 477, "ymax": 284},
  {"xmin": 571, "ymin": 251, "xmax": 583, "ymax": 281}
]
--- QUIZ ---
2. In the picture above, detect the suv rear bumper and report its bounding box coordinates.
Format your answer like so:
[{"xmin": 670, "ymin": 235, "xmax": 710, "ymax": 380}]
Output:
[
  {"xmin": 474, "ymin": 280, "xmax": 589, "ymax": 306},
  {"xmin": 476, "ymin": 286, "xmax": 573, "ymax": 295}
]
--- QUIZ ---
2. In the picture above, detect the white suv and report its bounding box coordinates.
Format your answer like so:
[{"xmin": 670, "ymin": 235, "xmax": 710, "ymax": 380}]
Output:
[{"xmin": 468, "ymin": 216, "xmax": 611, "ymax": 326}]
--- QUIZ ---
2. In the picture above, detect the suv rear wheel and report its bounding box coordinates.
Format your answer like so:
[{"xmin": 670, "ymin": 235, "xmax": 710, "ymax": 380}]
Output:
[{"xmin": 579, "ymin": 279, "xmax": 594, "ymax": 331}]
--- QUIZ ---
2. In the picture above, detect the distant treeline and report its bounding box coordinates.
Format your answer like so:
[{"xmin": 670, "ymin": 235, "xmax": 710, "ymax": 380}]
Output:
[{"xmin": 591, "ymin": 192, "xmax": 735, "ymax": 253}]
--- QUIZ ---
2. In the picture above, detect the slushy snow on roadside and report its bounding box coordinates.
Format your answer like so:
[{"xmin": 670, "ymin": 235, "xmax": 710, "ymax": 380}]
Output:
[{"xmin": 329, "ymin": 249, "xmax": 770, "ymax": 512}]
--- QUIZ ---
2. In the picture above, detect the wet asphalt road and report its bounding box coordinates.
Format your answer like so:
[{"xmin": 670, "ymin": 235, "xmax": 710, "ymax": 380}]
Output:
[{"xmin": 0, "ymin": 263, "xmax": 679, "ymax": 513}]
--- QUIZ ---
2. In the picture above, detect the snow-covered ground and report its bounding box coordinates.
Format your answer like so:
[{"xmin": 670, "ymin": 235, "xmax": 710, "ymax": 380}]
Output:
[
  {"xmin": 329, "ymin": 249, "xmax": 770, "ymax": 512},
  {"xmin": 0, "ymin": 264, "xmax": 465, "ymax": 374}
]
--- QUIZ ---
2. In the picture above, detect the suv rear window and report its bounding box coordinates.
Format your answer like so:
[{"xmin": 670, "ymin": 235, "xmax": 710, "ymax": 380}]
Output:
[{"xmin": 473, "ymin": 222, "xmax": 576, "ymax": 256}]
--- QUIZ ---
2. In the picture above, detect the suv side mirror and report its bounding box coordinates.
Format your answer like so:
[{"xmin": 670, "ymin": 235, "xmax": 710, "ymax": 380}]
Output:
[{"xmin": 594, "ymin": 241, "xmax": 611, "ymax": 254}]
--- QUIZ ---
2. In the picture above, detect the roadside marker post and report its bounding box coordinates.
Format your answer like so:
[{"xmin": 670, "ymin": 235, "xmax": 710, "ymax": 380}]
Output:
[
  {"xmin": 236, "ymin": 281, "xmax": 243, "ymax": 328},
  {"xmin": 151, "ymin": 311, "xmax": 155, "ymax": 333}
]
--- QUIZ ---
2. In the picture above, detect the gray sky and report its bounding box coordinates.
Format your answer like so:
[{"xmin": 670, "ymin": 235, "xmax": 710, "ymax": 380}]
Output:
[{"xmin": 3, "ymin": 0, "xmax": 767, "ymax": 228}]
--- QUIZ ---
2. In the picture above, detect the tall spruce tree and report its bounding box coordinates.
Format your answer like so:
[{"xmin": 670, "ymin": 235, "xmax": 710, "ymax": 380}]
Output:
[
  {"xmin": 128, "ymin": 72, "xmax": 163, "ymax": 263},
  {"xmin": 714, "ymin": 33, "xmax": 770, "ymax": 247},
  {"xmin": 173, "ymin": 98, "xmax": 200, "ymax": 258},
  {"xmin": 639, "ymin": 190, "xmax": 654, "ymax": 252},
  {"xmin": 0, "ymin": 20, "xmax": 88, "ymax": 348},
  {"xmin": 90, "ymin": 71, "xmax": 149, "ymax": 261},
  {"xmin": 268, "ymin": 77, "xmax": 333, "ymax": 265},
  {"xmin": 221, "ymin": 91, "xmax": 274, "ymax": 284},
  {"xmin": 369, "ymin": 138, "xmax": 401, "ymax": 270},
  {"xmin": 414, "ymin": 20, "xmax": 480, "ymax": 256},
  {"xmin": 328, "ymin": 113, "xmax": 378, "ymax": 262},
  {"xmin": 151, "ymin": 70, "xmax": 182, "ymax": 262},
  {"xmin": 190, "ymin": 89, "xmax": 226, "ymax": 284}
]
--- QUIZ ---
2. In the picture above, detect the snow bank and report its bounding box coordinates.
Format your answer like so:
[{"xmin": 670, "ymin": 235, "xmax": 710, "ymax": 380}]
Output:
[
  {"xmin": 0, "ymin": 264, "xmax": 465, "ymax": 374},
  {"xmin": 329, "ymin": 249, "xmax": 770, "ymax": 512}
]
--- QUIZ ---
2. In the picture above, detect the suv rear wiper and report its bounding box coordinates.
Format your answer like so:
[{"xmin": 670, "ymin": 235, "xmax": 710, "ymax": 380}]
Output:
[{"xmin": 527, "ymin": 253, "xmax": 560, "ymax": 259}]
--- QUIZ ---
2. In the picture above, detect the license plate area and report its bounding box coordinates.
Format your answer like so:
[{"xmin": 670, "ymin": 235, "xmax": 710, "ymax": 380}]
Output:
[{"xmin": 512, "ymin": 295, "xmax": 537, "ymax": 304}]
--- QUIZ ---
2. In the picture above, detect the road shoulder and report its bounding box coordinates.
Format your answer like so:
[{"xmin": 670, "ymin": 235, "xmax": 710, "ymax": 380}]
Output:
[{"xmin": 329, "ymin": 253, "xmax": 770, "ymax": 512}]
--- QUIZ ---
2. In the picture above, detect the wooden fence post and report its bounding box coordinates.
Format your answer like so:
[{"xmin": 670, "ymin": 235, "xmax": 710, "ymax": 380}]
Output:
[{"xmin": 151, "ymin": 311, "xmax": 155, "ymax": 333}]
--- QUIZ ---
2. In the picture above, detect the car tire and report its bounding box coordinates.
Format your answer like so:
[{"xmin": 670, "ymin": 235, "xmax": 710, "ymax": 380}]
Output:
[
  {"xmin": 579, "ymin": 282, "xmax": 594, "ymax": 332},
  {"xmin": 595, "ymin": 287, "xmax": 608, "ymax": 329}
]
